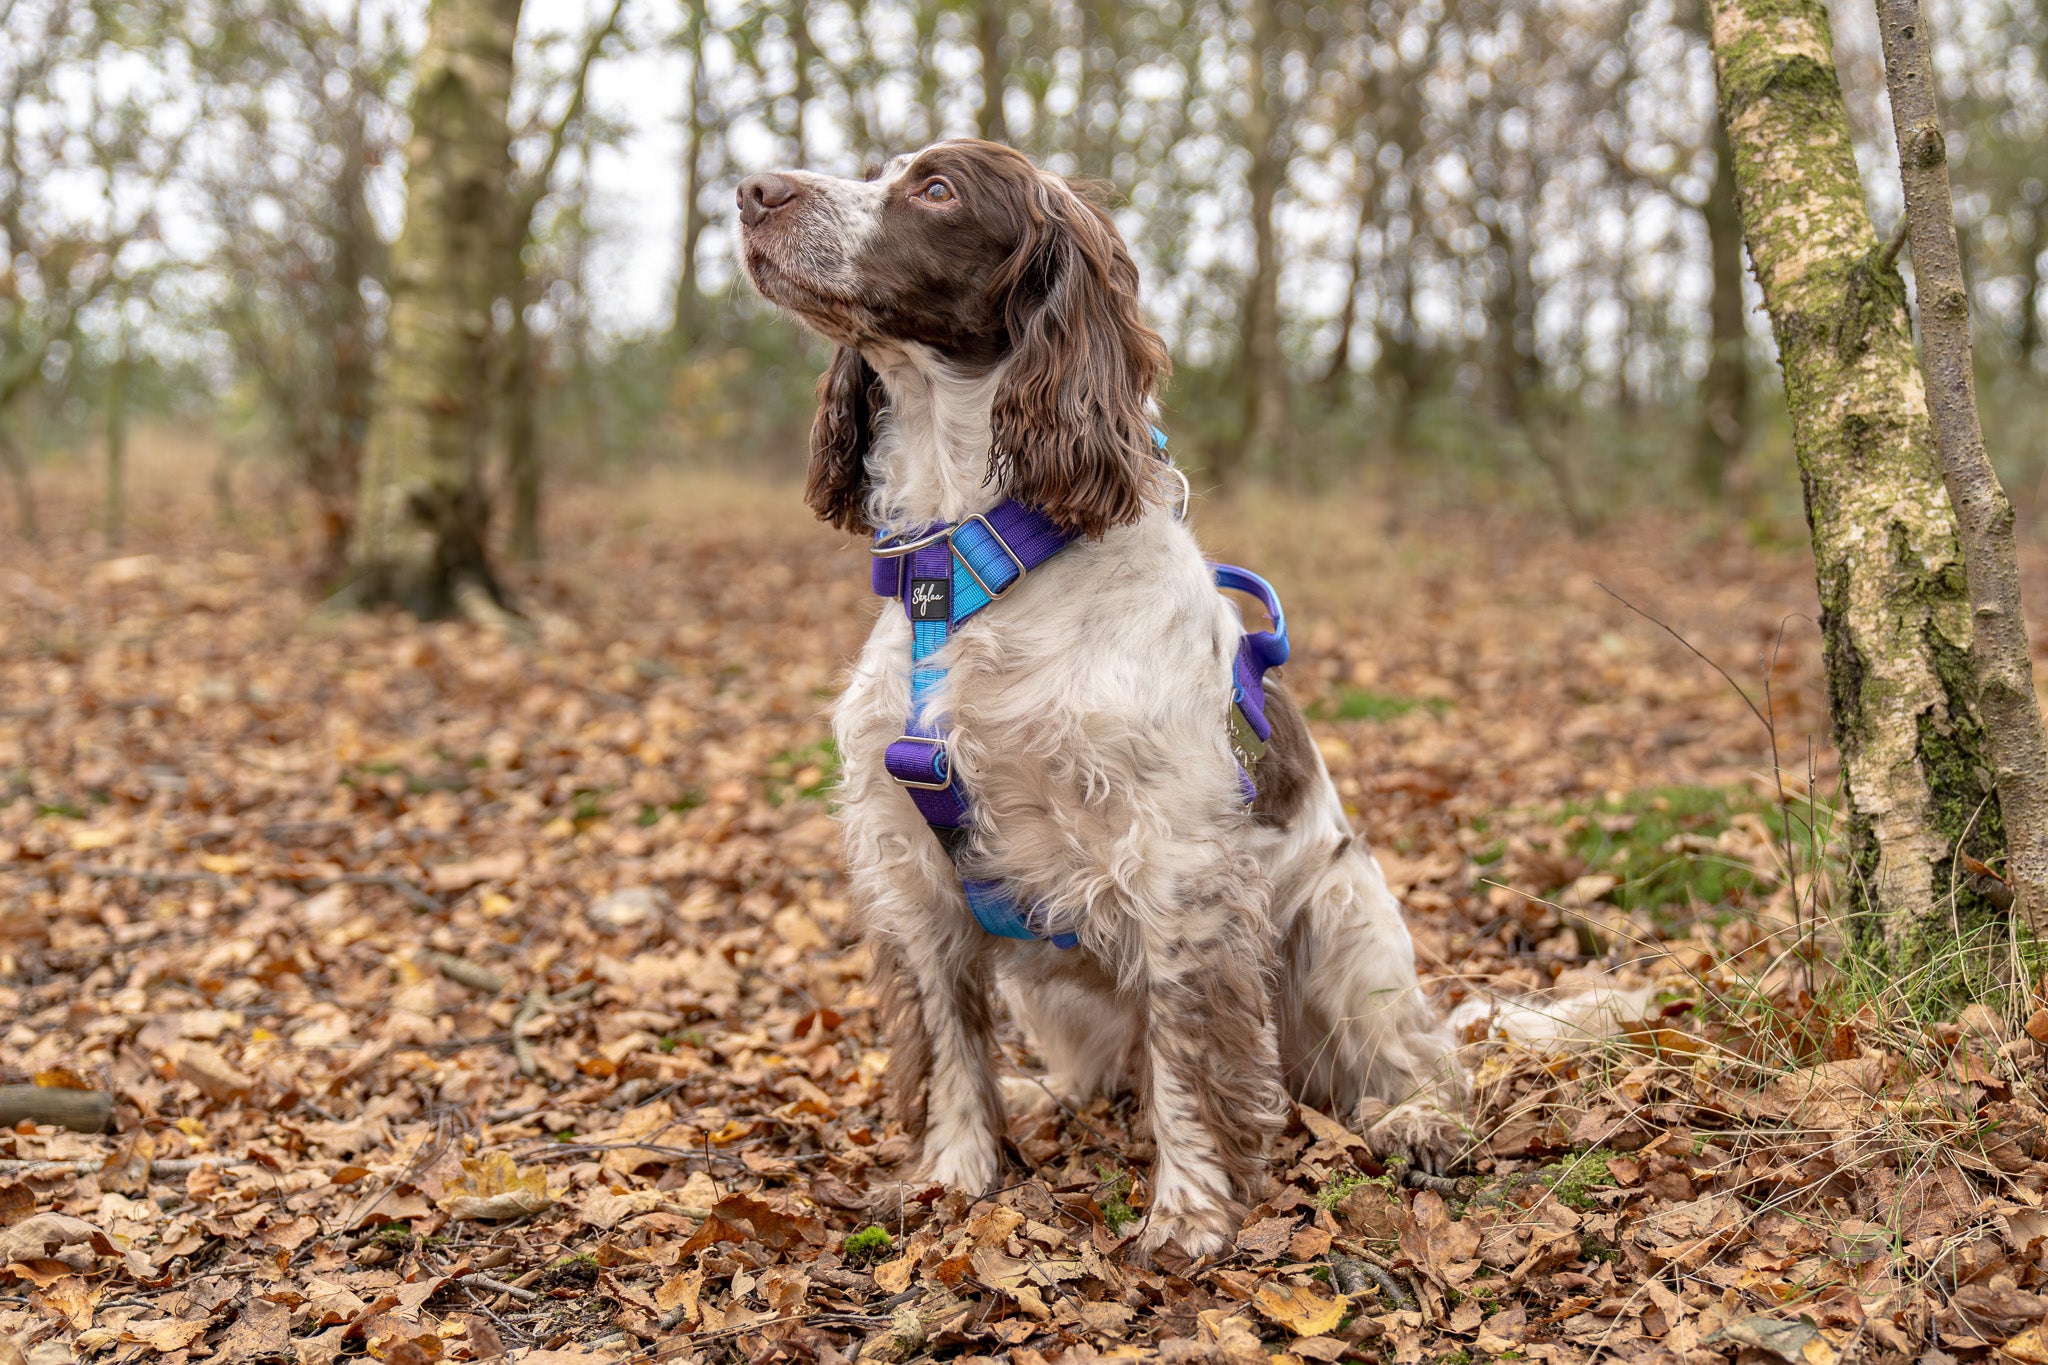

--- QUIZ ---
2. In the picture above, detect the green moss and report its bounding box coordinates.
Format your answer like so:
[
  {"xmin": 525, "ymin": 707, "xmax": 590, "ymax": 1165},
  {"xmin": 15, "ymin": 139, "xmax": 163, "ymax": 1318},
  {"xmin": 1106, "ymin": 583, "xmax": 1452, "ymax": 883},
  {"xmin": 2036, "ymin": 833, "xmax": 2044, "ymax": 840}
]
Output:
[
  {"xmin": 1314, "ymin": 1168, "xmax": 1392, "ymax": 1210},
  {"xmin": 841, "ymin": 1225, "xmax": 893, "ymax": 1267},
  {"xmin": 1097, "ymin": 1170, "xmax": 1140, "ymax": 1234},
  {"xmin": 1543, "ymin": 1150, "xmax": 1619, "ymax": 1210}
]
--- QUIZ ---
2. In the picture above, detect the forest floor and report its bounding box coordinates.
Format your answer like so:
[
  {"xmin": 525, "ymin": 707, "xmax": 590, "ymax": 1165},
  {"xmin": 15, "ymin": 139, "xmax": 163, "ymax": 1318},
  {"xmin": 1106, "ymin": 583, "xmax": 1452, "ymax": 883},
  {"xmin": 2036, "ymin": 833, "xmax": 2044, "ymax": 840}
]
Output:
[{"xmin": 6, "ymin": 454, "xmax": 2048, "ymax": 1365}]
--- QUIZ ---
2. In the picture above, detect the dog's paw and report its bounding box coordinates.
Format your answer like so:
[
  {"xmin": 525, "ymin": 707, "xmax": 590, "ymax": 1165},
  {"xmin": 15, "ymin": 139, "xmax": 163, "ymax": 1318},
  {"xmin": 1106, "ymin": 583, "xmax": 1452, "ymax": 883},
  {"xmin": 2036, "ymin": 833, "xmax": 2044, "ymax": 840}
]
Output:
[
  {"xmin": 999, "ymin": 1075, "xmax": 1061, "ymax": 1120},
  {"xmin": 1361, "ymin": 1099, "xmax": 1467, "ymax": 1175},
  {"xmin": 1129, "ymin": 1202, "xmax": 1238, "ymax": 1265},
  {"xmin": 919, "ymin": 1140, "xmax": 1000, "ymax": 1196}
]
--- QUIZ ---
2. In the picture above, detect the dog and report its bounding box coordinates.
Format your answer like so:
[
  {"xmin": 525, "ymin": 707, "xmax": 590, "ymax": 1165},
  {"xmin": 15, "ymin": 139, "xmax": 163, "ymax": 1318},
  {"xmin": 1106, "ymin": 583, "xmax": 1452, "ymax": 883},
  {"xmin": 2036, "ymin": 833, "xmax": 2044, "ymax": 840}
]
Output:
[{"xmin": 736, "ymin": 140, "xmax": 1464, "ymax": 1258}]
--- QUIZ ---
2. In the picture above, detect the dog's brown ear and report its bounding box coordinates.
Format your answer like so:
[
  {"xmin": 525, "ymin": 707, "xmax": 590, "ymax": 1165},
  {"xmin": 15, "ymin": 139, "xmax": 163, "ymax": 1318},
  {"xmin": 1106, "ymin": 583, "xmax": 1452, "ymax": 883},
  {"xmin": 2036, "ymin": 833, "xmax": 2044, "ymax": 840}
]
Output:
[
  {"xmin": 806, "ymin": 345, "xmax": 886, "ymax": 533},
  {"xmin": 990, "ymin": 180, "xmax": 1171, "ymax": 538}
]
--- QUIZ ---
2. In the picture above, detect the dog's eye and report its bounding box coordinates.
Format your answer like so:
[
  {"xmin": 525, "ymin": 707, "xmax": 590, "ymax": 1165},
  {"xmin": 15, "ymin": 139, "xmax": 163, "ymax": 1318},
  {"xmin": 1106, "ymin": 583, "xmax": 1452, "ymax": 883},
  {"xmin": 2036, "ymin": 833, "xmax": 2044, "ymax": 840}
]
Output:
[{"xmin": 920, "ymin": 179, "xmax": 955, "ymax": 204}]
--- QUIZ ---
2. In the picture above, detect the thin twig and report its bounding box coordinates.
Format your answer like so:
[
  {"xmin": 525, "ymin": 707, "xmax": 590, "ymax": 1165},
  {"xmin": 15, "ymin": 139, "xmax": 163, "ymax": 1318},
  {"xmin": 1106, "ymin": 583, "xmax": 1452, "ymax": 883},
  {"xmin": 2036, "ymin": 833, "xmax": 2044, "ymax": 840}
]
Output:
[
  {"xmin": 1879, "ymin": 212, "xmax": 1911, "ymax": 272},
  {"xmin": 1594, "ymin": 584, "xmax": 1771, "ymax": 734}
]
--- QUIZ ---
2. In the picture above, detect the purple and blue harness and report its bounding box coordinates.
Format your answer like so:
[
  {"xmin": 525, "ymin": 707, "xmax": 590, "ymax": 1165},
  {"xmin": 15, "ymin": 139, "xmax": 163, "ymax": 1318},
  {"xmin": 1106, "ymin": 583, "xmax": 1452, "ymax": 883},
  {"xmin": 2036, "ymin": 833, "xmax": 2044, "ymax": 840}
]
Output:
[{"xmin": 868, "ymin": 454, "xmax": 1289, "ymax": 950}]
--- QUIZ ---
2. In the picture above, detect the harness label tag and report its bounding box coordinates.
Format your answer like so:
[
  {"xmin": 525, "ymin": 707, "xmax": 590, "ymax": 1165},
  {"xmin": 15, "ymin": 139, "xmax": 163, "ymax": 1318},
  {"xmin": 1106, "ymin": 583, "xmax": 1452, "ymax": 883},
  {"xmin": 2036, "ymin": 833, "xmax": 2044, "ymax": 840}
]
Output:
[{"xmin": 909, "ymin": 577, "xmax": 951, "ymax": 623}]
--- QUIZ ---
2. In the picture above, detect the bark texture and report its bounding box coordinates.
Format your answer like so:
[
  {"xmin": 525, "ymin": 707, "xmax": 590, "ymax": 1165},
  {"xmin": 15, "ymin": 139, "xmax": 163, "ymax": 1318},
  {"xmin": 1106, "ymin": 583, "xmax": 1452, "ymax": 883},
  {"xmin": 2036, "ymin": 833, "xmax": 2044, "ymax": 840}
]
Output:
[
  {"xmin": 349, "ymin": 0, "xmax": 523, "ymax": 618},
  {"xmin": 1877, "ymin": 0, "xmax": 2048, "ymax": 936},
  {"xmin": 1707, "ymin": 0, "xmax": 2006, "ymax": 976}
]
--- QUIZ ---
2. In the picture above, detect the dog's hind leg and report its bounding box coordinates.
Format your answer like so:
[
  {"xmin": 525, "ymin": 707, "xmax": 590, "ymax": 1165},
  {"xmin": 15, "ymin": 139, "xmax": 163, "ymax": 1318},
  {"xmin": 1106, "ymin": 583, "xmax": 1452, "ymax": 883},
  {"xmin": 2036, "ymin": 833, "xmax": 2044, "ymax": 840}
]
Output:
[{"xmin": 1277, "ymin": 841, "xmax": 1468, "ymax": 1172}]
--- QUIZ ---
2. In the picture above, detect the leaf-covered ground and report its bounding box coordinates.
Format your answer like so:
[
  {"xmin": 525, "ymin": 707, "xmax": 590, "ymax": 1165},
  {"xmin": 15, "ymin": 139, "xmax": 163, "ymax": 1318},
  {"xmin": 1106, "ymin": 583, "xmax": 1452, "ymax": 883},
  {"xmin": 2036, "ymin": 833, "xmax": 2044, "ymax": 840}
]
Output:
[{"xmin": 7, "ymin": 459, "xmax": 2048, "ymax": 1365}]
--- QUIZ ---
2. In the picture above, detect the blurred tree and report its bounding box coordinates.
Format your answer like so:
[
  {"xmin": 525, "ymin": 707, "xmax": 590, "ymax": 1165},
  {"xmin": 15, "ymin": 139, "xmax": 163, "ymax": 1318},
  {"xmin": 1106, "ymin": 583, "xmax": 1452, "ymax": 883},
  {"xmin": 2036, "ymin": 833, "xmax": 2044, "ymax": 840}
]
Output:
[
  {"xmin": 201, "ymin": 0, "xmax": 398, "ymax": 583},
  {"xmin": 1229, "ymin": 0, "xmax": 1289, "ymax": 485},
  {"xmin": 1709, "ymin": 0, "xmax": 2009, "ymax": 980},
  {"xmin": 1694, "ymin": 119, "xmax": 1750, "ymax": 498},
  {"xmin": 976, "ymin": 0, "xmax": 1010, "ymax": 142},
  {"xmin": 501, "ymin": 0, "xmax": 627, "ymax": 562},
  {"xmin": 668, "ymin": 0, "xmax": 713, "ymax": 352},
  {"xmin": 349, "ymin": 0, "xmax": 524, "ymax": 618},
  {"xmin": 0, "ymin": 0, "xmax": 186, "ymax": 542}
]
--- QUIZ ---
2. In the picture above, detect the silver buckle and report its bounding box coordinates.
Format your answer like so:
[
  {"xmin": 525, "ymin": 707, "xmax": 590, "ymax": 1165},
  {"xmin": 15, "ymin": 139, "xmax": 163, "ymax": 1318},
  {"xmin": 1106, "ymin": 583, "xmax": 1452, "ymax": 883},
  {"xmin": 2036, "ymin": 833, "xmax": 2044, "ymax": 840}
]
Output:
[
  {"xmin": 892, "ymin": 735, "xmax": 953, "ymax": 790},
  {"xmin": 952, "ymin": 514, "xmax": 1026, "ymax": 600}
]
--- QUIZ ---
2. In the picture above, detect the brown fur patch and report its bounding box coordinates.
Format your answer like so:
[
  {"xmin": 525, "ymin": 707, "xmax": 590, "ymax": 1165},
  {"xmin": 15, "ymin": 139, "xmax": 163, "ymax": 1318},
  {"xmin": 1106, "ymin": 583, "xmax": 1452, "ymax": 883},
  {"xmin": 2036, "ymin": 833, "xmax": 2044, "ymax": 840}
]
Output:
[
  {"xmin": 1250, "ymin": 677, "xmax": 1317, "ymax": 828},
  {"xmin": 1137, "ymin": 856, "xmax": 1288, "ymax": 1209},
  {"xmin": 871, "ymin": 942, "xmax": 932, "ymax": 1136}
]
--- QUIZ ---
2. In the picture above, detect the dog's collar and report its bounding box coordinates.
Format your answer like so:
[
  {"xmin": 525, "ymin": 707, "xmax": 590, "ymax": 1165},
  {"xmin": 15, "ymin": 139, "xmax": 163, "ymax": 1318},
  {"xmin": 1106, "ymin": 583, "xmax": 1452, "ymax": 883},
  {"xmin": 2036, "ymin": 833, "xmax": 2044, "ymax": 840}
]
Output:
[{"xmin": 867, "ymin": 448, "xmax": 1289, "ymax": 951}]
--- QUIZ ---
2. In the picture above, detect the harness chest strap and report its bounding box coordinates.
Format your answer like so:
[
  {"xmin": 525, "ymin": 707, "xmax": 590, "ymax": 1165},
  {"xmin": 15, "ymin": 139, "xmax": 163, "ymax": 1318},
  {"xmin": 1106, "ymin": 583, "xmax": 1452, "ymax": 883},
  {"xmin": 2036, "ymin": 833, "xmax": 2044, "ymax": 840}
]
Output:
[{"xmin": 871, "ymin": 499, "xmax": 1289, "ymax": 949}]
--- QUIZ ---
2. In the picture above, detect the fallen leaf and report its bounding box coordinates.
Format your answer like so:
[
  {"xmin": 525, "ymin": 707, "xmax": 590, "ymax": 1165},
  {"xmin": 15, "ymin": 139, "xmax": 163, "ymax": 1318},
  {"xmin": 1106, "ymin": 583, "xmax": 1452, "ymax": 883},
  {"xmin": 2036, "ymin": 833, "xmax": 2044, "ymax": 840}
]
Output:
[{"xmin": 1254, "ymin": 1282, "xmax": 1352, "ymax": 1337}]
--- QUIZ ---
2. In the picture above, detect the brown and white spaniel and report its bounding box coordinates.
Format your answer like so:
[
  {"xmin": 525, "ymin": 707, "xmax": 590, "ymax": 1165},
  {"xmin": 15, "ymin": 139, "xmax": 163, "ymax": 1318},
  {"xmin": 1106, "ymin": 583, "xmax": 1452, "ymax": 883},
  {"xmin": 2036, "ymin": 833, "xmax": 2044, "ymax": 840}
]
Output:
[{"xmin": 737, "ymin": 140, "xmax": 1464, "ymax": 1259}]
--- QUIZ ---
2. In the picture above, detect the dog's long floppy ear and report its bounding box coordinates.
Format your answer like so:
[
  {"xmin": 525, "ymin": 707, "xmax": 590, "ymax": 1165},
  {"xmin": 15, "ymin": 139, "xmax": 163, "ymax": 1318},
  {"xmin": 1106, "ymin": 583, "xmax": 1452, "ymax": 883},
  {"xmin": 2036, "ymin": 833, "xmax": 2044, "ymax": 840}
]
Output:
[
  {"xmin": 991, "ymin": 180, "xmax": 1171, "ymax": 538},
  {"xmin": 806, "ymin": 344, "xmax": 887, "ymax": 533}
]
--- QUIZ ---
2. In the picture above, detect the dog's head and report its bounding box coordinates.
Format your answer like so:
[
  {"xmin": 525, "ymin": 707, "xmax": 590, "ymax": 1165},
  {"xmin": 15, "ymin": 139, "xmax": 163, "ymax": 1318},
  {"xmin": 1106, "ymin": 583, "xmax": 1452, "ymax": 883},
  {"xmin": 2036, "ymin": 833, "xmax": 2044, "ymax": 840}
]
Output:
[{"xmin": 735, "ymin": 140, "xmax": 1170, "ymax": 537}]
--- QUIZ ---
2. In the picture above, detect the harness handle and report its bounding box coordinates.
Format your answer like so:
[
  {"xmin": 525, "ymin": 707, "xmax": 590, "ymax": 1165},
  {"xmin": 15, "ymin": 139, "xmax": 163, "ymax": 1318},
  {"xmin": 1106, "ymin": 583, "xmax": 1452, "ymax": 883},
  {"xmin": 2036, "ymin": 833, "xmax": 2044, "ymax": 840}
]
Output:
[{"xmin": 1212, "ymin": 563, "xmax": 1290, "ymax": 669}]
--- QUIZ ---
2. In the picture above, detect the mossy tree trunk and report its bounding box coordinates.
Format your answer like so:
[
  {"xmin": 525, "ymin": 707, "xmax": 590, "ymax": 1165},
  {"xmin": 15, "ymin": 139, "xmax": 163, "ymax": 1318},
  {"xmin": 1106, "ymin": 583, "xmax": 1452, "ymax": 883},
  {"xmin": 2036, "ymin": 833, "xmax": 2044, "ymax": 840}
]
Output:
[
  {"xmin": 349, "ymin": 0, "xmax": 523, "ymax": 619},
  {"xmin": 1707, "ymin": 0, "xmax": 2011, "ymax": 987}
]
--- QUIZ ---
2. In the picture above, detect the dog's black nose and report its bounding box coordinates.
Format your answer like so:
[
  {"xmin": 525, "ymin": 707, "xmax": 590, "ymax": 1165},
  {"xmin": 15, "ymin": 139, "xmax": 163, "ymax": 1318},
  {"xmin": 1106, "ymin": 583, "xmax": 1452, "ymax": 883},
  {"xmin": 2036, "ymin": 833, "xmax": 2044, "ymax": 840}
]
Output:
[{"xmin": 738, "ymin": 173, "xmax": 799, "ymax": 227}]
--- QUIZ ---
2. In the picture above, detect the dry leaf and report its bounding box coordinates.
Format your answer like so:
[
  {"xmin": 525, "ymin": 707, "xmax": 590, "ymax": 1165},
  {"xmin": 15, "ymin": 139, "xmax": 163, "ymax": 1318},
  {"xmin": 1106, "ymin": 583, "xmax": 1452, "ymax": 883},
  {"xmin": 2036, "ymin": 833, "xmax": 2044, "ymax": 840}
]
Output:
[
  {"xmin": 1254, "ymin": 1283, "xmax": 1352, "ymax": 1337},
  {"xmin": 438, "ymin": 1153, "xmax": 555, "ymax": 1221}
]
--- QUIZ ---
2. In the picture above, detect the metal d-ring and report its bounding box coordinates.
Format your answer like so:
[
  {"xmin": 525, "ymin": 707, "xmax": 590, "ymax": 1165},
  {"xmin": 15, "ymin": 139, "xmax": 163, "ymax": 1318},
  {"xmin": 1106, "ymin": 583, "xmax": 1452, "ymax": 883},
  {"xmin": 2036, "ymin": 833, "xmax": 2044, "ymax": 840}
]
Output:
[
  {"xmin": 871, "ymin": 525, "xmax": 954, "ymax": 558},
  {"xmin": 1164, "ymin": 463, "xmax": 1191, "ymax": 521}
]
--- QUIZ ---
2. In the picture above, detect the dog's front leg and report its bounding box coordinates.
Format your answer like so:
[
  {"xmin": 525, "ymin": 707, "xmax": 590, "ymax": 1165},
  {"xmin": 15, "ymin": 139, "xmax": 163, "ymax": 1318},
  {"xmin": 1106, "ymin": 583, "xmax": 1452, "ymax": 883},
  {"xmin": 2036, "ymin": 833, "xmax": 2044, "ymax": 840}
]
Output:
[
  {"xmin": 872, "ymin": 922, "xmax": 1005, "ymax": 1195},
  {"xmin": 1128, "ymin": 855, "xmax": 1290, "ymax": 1261}
]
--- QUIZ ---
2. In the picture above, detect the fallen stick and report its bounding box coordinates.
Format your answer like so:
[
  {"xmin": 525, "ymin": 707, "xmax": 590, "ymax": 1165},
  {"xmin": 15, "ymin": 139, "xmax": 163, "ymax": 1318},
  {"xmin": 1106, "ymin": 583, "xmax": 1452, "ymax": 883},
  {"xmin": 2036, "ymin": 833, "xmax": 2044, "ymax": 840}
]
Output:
[
  {"xmin": 426, "ymin": 952, "xmax": 509, "ymax": 995},
  {"xmin": 511, "ymin": 981, "xmax": 600, "ymax": 1079},
  {"xmin": 457, "ymin": 1273, "xmax": 540, "ymax": 1303},
  {"xmin": 512, "ymin": 991, "xmax": 546, "ymax": 1078},
  {"xmin": 0, "ymin": 1086, "xmax": 112, "ymax": 1134}
]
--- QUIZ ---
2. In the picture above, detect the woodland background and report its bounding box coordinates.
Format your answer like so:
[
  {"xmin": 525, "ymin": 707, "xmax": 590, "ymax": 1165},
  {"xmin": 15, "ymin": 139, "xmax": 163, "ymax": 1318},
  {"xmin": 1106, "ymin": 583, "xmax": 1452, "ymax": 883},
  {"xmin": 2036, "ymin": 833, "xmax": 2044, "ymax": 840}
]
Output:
[{"xmin": 7, "ymin": 3, "xmax": 2048, "ymax": 1365}]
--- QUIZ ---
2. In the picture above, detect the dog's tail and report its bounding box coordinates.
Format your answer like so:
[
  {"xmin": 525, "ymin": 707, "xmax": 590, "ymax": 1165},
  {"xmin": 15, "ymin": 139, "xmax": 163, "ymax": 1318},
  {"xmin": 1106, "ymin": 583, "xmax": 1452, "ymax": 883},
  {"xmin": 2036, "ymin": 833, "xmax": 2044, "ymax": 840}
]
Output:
[{"xmin": 1447, "ymin": 983, "xmax": 1660, "ymax": 1049}]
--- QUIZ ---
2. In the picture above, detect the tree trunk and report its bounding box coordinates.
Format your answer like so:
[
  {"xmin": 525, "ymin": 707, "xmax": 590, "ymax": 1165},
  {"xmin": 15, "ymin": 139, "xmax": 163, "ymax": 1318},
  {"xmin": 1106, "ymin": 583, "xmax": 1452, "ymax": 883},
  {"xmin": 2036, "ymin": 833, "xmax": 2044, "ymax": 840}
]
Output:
[
  {"xmin": 1708, "ymin": 0, "xmax": 2009, "ymax": 986},
  {"xmin": 670, "ymin": 0, "xmax": 709, "ymax": 351},
  {"xmin": 1695, "ymin": 120, "xmax": 1750, "ymax": 496},
  {"xmin": 104, "ymin": 324, "xmax": 128, "ymax": 552},
  {"xmin": 504, "ymin": 280, "xmax": 542, "ymax": 562},
  {"xmin": 0, "ymin": 421, "xmax": 35, "ymax": 542},
  {"xmin": 348, "ymin": 0, "xmax": 523, "ymax": 619},
  {"xmin": 975, "ymin": 0, "xmax": 1008, "ymax": 144},
  {"xmin": 1877, "ymin": 0, "xmax": 2048, "ymax": 939},
  {"xmin": 2019, "ymin": 206, "xmax": 2042, "ymax": 363},
  {"xmin": 1231, "ymin": 0, "xmax": 1287, "ymax": 486},
  {"xmin": 1318, "ymin": 189, "xmax": 1372, "ymax": 410}
]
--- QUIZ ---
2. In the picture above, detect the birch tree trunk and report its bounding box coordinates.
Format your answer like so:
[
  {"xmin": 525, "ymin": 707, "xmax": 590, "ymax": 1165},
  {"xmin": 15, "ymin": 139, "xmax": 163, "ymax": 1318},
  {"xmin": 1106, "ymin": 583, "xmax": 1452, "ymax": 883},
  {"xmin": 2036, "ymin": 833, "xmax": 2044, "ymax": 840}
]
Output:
[
  {"xmin": 1708, "ymin": 0, "xmax": 2011, "ymax": 983},
  {"xmin": 348, "ymin": 0, "xmax": 522, "ymax": 619},
  {"xmin": 1877, "ymin": 0, "xmax": 2048, "ymax": 937}
]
